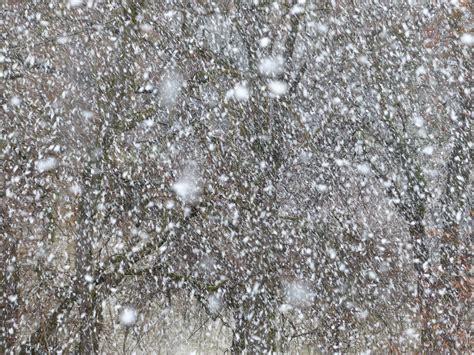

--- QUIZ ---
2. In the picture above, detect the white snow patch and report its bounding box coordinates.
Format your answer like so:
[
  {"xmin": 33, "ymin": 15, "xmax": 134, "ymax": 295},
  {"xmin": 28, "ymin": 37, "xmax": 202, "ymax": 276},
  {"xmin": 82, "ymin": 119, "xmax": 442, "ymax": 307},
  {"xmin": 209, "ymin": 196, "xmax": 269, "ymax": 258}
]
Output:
[
  {"xmin": 268, "ymin": 80, "xmax": 288, "ymax": 97},
  {"xmin": 144, "ymin": 83, "xmax": 154, "ymax": 92},
  {"xmin": 421, "ymin": 146, "xmax": 434, "ymax": 155},
  {"xmin": 234, "ymin": 85, "xmax": 249, "ymax": 101},
  {"xmin": 413, "ymin": 115, "xmax": 424, "ymax": 127},
  {"xmin": 218, "ymin": 174, "xmax": 229, "ymax": 183},
  {"xmin": 23, "ymin": 55, "xmax": 35, "ymax": 68},
  {"xmin": 8, "ymin": 295, "xmax": 18, "ymax": 303},
  {"xmin": 35, "ymin": 157, "xmax": 58, "ymax": 173},
  {"xmin": 335, "ymin": 158, "xmax": 350, "ymax": 167},
  {"xmin": 357, "ymin": 309, "xmax": 369, "ymax": 320},
  {"xmin": 138, "ymin": 230, "xmax": 149, "ymax": 239},
  {"xmin": 120, "ymin": 307, "xmax": 137, "ymax": 326},
  {"xmin": 316, "ymin": 184, "xmax": 328, "ymax": 193},
  {"xmin": 173, "ymin": 181, "xmax": 196, "ymax": 201},
  {"xmin": 357, "ymin": 56, "xmax": 370, "ymax": 65},
  {"xmin": 356, "ymin": 163, "xmax": 371, "ymax": 175},
  {"xmin": 455, "ymin": 210, "xmax": 463, "ymax": 222},
  {"xmin": 81, "ymin": 110, "xmax": 93, "ymax": 119},
  {"xmin": 140, "ymin": 23, "xmax": 153, "ymax": 33},
  {"xmin": 207, "ymin": 295, "xmax": 221, "ymax": 314},
  {"xmin": 160, "ymin": 72, "xmax": 182, "ymax": 106},
  {"xmin": 460, "ymin": 33, "xmax": 474, "ymax": 46},
  {"xmin": 57, "ymin": 36, "xmax": 69, "ymax": 44},
  {"xmin": 259, "ymin": 37, "xmax": 271, "ymax": 48},
  {"xmin": 164, "ymin": 10, "xmax": 176, "ymax": 19},
  {"xmin": 172, "ymin": 170, "xmax": 200, "ymax": 203},
  {"xmin": 285, "ymin": 281, "xmax": 314, "ymax": 308},
  {"xmin": 225, "ymin": 83, "xmax": 250, "ymax": 102},
  {"xmin": 10, "ymin": 96, "xmax": 22, "ymax": 106},
  {"xmin": 416, "ymin": 66, "xmax": 426, "ymax": 77},
  {"xmin": 316, "ymin": 23, "xmax": 328, "ymax": 33},
  {"xmin": 328, "ymin": 248, "xmax": 337, "ymax": 259},
  {"xmin": 290, "ymin": 4, "xmax": 305, "ymax": 15},
  {"xmin": 70, "ymin": 183, "xmax": 82, "ymax": 195},
  {"xmin": 142, "ymin": 119, "xmax": 154, "ymax": 128},
  {"xmin": 279, "ymin": 304, "xmax": 293, "ymax": 313},
  {"xmin": 259, "ymin": 56, "xmax": 284, "ymax": 76},
  {"xmin": 405, "ymin": 328, "xmax": 418, "ymax": 338},
  {"xmin": 68, "ymin": 0, "xmax": 82, "ymax": 7}
]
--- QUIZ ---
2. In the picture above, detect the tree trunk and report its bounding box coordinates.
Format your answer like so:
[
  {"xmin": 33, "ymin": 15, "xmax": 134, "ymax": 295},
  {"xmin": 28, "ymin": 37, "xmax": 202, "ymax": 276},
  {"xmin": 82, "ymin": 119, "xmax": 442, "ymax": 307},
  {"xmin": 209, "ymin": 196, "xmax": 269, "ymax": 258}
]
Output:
[
  {"xmin": 436, "ymin": 105, "xmax": 471, "ymax": 351},
  {"xmin": 408, "ymin": 221, "xmax": 434, "ymax": 351},
  {"xmin": 74, "ymin": 166, "xmax": 101, "ymax": 353},
  {"xmin": 230, "ymin": 296, "xmax": 278, "ymax": 354},
  {"xmin": 1, "ymin": 152, "xmax": 19, "ymax": 354},
  {"xmin": 1, "ymin": 207, "xmax": 18, "ymax": 354}
]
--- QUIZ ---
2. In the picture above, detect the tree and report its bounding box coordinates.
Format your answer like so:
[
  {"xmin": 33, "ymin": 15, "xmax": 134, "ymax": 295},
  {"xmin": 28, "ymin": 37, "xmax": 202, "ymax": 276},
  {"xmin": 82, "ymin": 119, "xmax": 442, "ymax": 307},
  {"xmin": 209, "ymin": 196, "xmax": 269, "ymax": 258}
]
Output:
[{"xmin": 1, "ymin": 0, "xmax": 471, "ymax": 353}]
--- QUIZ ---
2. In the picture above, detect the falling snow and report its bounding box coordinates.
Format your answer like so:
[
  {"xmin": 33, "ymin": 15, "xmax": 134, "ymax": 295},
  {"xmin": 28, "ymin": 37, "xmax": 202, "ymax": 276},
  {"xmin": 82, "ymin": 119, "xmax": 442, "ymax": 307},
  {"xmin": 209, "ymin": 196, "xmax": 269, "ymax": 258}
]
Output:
[
  {"xmin": 259, "ymin": 56, "xmax": 285, "ymax": 76},
  {"xmin": 268, "ymin": 80, "xmax": 288, "ymax": 97},
  {"xmin": 35, "ymin": 157, "xmax": 58, "ymax": 173},
  {"xmin": 460, "ymin": 33, "xmax": 474, "ymax": 46},
  {"xmin": 1, "ymin": 1, "xmax": 471, "ymax": 354},
  {"xmin": 119, "ymin": 308, "xmax": 138, "ymax": 327}
]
